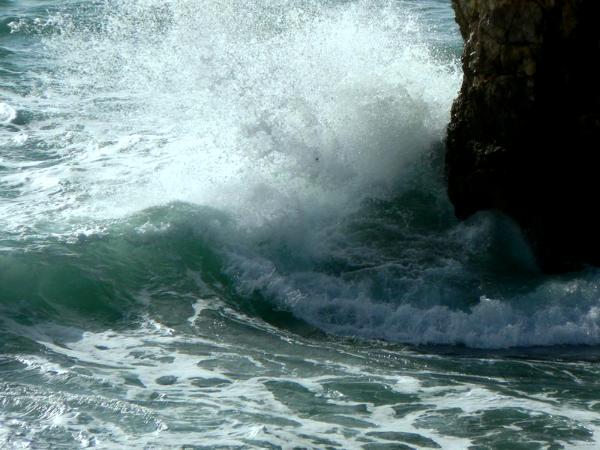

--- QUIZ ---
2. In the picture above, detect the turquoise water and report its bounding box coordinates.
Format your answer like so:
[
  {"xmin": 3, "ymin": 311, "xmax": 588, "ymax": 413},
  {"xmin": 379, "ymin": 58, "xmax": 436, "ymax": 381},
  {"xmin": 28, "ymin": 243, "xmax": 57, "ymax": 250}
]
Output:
[{"xmin": 2, "ymin": 1, "xmax": 600, "ymax": 448}]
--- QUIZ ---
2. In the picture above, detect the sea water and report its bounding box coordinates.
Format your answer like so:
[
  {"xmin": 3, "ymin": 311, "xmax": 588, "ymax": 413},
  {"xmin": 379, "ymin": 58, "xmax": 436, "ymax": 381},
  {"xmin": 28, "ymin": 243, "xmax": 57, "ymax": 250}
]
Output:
[{"xmin": 2, "ymin": 1, "xmax": 600, "ymax": 448}]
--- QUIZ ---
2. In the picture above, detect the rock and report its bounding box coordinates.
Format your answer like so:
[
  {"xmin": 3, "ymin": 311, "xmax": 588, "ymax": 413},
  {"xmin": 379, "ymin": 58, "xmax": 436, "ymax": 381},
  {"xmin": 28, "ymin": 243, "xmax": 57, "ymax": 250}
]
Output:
[{"xmin": 446, "ymin": 0, "xmax": 600, "ymax": 273}]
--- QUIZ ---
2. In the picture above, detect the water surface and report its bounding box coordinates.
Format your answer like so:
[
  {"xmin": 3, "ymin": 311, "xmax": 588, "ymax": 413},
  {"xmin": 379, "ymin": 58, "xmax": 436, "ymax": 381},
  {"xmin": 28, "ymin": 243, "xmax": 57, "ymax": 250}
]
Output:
[{"xmin": 2, "ymin": 1, "xmax": 600, "ymax": 448}]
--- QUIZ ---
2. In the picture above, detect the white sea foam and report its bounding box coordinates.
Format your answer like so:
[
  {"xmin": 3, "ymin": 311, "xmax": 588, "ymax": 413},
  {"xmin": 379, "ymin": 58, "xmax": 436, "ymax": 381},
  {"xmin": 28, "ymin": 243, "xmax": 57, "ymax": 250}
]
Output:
[
  {"xmin": 224, "ymin": 211, "xmax": 600, "ymax": 348},
  {"xmin": 4, "ymin": 311, "xmax": 600, "ymax": 448},
  {"xmin": 5, "ymin": 2, "xmax": 600, "ymax": 449},
  {"xmin": 0, "ymin": 102, "xmax": 16, "ymax": 123},
  {"xmin": 230, "ymin": 267, "xmax": 600, "ymax": 348},
  {"xmin": 1, "ymin": 0, "xmax": 460, "ymax": 231}
]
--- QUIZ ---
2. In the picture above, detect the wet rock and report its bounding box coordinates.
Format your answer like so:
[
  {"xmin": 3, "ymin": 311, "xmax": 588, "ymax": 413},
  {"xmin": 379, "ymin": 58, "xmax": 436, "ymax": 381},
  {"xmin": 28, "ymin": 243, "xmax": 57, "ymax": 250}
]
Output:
[{"xmin": 446, "ymin": 0, "xmax": 600, "ymax": 272}]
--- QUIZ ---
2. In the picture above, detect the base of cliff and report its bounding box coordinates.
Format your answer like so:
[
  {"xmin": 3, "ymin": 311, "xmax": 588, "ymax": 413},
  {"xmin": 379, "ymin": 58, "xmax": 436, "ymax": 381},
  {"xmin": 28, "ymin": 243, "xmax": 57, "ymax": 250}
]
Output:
[{"xmin": 446, "ymin": 0, "xmax": 600, "ymax": 273}]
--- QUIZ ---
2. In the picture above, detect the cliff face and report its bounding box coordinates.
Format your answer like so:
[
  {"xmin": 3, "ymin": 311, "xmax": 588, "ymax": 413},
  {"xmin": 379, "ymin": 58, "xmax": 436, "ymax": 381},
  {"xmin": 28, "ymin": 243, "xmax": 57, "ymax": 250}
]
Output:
[{"xmin": 446, "ymin": 0, "xmax": 600, "ymax": 272}]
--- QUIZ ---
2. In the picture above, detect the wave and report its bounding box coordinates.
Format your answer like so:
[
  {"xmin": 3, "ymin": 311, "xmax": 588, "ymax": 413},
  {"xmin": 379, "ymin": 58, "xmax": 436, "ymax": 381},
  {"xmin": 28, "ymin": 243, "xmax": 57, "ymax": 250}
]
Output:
[
  {"xmin": 2, "ymin": 201, "xmax": 600, "ymax": 349},
  {"xmin": 4, "ymin": 1, "xmax": 600, "ymax": 349},
  {"xmin": 1, "ymin": 0, "xmax": 460, "ymax": 234}
]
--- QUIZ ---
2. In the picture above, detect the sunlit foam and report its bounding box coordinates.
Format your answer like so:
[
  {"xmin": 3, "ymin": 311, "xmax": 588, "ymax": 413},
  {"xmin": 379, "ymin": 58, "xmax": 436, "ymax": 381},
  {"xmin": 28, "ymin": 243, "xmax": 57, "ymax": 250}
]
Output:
[{"xmin": 2, "ymin": 0, "xmax": 460, "ymax": 232}]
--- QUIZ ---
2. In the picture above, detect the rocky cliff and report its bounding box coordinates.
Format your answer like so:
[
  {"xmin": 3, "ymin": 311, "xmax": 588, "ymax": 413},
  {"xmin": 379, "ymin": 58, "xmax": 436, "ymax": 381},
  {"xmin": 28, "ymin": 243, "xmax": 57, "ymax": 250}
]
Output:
[{"xmin": 446, "ymin": 0, "xmax": 600, "ymax": 272}]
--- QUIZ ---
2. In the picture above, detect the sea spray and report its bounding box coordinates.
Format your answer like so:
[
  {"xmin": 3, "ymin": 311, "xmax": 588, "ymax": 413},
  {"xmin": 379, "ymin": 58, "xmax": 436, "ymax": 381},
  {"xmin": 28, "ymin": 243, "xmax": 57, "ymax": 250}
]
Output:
[
  {"xmin": 3, "ymin": 0, "xmax": 460, "ymax": 230},
  {"xmin": 3, "ymin": 2, "xmax": 600, "ymax": 447}
]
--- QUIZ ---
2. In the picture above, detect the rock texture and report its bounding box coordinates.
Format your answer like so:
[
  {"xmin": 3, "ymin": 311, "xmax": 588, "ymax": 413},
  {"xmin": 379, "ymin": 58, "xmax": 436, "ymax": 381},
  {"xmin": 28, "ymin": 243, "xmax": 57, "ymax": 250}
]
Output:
[{"xmin": 446, "ymin": 0, "xmax": 600, "ymax": 272}]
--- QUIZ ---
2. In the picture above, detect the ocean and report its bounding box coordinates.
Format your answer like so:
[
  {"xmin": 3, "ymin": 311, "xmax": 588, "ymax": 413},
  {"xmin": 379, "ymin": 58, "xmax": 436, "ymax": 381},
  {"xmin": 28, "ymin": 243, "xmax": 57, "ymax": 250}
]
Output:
[{"xmin": 2, "ymin": 0, "xmax": 600, "ymax": 448}]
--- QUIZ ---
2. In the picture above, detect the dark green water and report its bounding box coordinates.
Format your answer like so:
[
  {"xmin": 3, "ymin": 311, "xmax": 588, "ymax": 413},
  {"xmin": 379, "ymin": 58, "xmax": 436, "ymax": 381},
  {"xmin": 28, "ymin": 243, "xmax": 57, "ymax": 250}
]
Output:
[{"xmin": 2, "ymin": 1, "xmax": 600, "ymax": 448}]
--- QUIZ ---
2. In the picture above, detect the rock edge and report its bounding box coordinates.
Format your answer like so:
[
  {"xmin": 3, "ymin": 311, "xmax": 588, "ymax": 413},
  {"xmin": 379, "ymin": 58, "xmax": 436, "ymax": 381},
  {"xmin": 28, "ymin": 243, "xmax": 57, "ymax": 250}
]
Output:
[{"xmin": 446, "ymin": 0, "xmax": 600, "ymax": 272}]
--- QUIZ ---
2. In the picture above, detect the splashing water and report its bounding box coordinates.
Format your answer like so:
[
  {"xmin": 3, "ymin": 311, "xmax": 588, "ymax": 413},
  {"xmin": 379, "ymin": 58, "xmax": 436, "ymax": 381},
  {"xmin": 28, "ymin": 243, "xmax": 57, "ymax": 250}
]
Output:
[
  {"xmin": 3, "ymin": 1, "xmax": 600, "ymax": 448},
  {"xmin": 3, "ymin": 0, "xmax": 459, "ymax": 229}
]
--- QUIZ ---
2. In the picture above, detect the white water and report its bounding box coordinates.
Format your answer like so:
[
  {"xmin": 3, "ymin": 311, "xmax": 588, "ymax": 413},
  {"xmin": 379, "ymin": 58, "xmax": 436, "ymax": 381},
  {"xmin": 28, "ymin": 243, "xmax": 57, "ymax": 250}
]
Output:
[
  {"xmin": 3, "ymin": 0, "xmax": 459, "ymax": 230},
  {"xmin": 4, "ymin": 0, "xmax": 600, "ymax": 350},
  {"xmin": 5, "ymin": 2, "xmax": 600, "ymax": 449}
]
